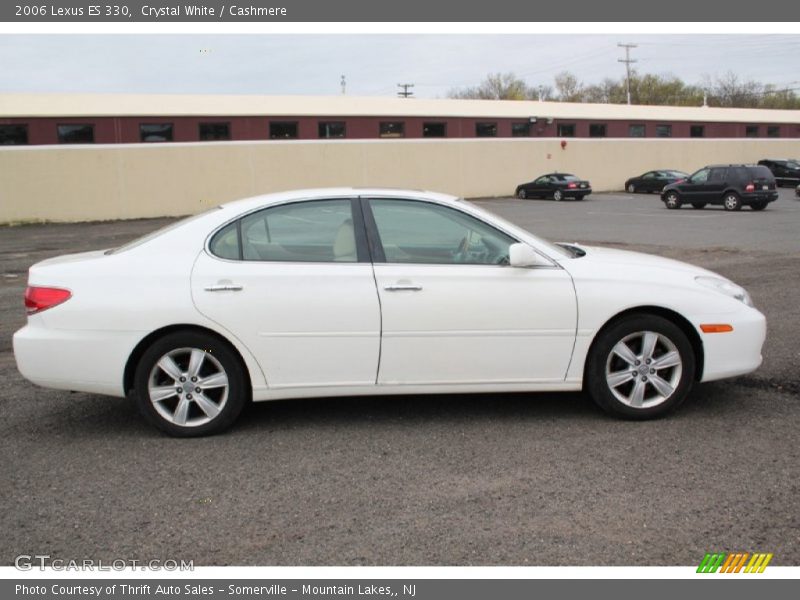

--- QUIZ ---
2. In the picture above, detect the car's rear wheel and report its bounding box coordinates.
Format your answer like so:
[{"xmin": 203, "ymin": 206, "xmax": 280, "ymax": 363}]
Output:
[
  {"xmin": 751, "ymin": 201, "xmax": 767, "ymax": 211},
  {"xmin": 723, "ymin": 192, "xmax": 742, "ymax": 211},
  {"xmin": 586, "ymin": 315, "xmax": 695, "ymax": 419},
  {"xmin": 691, "ymin": 202, "xmax": 707, "ymax": 209},
  {"xmin": 553, "ymin": 190, "xmax": 564, "ymax": 202},
  {"xmin": 133, "ymin": 331, "xmax": 247, "ymax": 437},
  {"xmin": 517, "ymin": 188, "xmax": 527, "ymax": 199},
  {"xmin": 664, "ymin": 192, "xmax": 682, "ymax": 209},
  {"xmin": 627, "ymin": 183, "xmax": 636, "ymax": 193}
]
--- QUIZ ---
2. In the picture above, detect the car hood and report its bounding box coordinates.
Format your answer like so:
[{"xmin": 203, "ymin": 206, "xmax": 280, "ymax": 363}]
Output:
[{"xmin": 556, "ymin": 244, "xmax": 718, "ymax": 277}]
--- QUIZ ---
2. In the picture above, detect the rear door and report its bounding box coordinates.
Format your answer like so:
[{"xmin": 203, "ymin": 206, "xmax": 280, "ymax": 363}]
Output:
[{"xmin": 191, "ymin": 197, "xmax": 381, "ymax": 389}]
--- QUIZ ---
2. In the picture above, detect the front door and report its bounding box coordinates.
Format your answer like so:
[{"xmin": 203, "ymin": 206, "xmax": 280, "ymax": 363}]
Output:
[{"xmin": 364, "ymin": 197, "xmax": 578, "ymax": 386}]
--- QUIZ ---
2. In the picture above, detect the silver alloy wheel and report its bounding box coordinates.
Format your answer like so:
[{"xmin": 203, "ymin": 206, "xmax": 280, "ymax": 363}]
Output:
[
  {"xmin": 553, "ymin": 190, "xmax": 563, "ymax": 201},
  {"xmin": 604, "ymin": 331, "xmax": 683, "ymax": 409},
  {"xmin": 147, "ymin": 347, "xmax": 229, "ymax": 427},
  {"xmin": 517, "ymin": 189, "xmax": 526, "ymax": 199},
  {"xmin": 665, "ymin": 192, "xmax": 680, "ymax": 209},
  {"xmin": 724, "ymin": 194, "xmax": 740, "ymax": 211},
  {"xmin": 627, "ymin": 184, "xmax": 635, "ymax": 193}
]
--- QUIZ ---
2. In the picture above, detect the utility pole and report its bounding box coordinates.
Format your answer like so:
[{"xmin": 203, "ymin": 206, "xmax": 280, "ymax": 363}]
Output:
[
  {"xmin": 340, "ymin": 75, "xmax": 346, "ymax": 95},
  {"xmin": 617, "ymin": 43, "xmax": 637, "ymax": 105},
  {"xmin": 397, "ymin": 83, "xmax": 415, "ymax": 98}
]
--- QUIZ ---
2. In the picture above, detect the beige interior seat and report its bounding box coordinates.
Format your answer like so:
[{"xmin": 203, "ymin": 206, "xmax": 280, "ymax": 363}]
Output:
[{"xmin": 333, "ymin": 219, "xmax": 357, "ymax": 262}]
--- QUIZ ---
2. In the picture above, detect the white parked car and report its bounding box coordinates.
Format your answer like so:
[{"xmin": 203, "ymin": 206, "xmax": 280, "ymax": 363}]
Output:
[{"xmin": 13, "ymin": 188, "xmax": 766, "ymax": 436}]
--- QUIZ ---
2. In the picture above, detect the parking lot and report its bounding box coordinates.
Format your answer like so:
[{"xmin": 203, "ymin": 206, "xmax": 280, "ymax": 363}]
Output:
[{"xmin": 1, "ymin": 189, "xmax": 798, "ymax": 566}]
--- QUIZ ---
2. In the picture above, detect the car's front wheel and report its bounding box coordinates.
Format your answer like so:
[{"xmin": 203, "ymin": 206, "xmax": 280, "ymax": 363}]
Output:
[
  {"xmin": 585, "ymin": 315, "xmax": 695, "ymax": 419},
  {"xmin": 627, "ymin": 183, "xmax": 636, "ymax": 193},
  {"xmin": 517, "ymin": 188, "xmax": 527, "ymax": 199},
  {"xmin": 553, "ymin": 190, "xmax": 564, "ymax": 202},
  {"xmin": 133, "ymin": 331, "xmax": 247, "ymax": 437},
  {"xmin": 664, "ymin": 192, "xmax": 682, "ymax": 209}
]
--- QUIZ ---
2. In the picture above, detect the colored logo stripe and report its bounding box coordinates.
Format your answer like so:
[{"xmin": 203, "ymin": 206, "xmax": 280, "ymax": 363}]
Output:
[{"xmin": 697, "ymin": 552, "xmax": 773, "ymax": 573}]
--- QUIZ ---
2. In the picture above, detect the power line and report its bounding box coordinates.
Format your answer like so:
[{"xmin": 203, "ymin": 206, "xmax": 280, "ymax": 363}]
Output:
[
  {"xmin": 397, "ymin": 83, "xmax": 415, "ymax": 98},
  {"xmin": 617, "ymin": 43, "xmax": 638, "ymax": 105}
]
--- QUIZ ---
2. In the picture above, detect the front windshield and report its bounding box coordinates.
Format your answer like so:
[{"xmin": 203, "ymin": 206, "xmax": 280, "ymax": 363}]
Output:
[
  {"xmin": 461, "ymin": 199, "xmax": 572, "ymax": 259},
  {"xmin": 107, "ymin": 207, "xmax": 222, "ymax": 254}
]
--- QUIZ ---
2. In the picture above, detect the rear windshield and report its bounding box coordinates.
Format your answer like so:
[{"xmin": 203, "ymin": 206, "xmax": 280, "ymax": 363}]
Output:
[
  {"xmin": 558, "ymin": 174, "xmax": 581, "ymax": 181},
  {"xmin": 749, "ymin": 166, "xmax": 775, "ymax": 180}
]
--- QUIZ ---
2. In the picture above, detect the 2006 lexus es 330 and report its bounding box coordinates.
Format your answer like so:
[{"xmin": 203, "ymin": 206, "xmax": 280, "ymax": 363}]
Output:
[{"xmin": 14, "ymin": 188, "xmax": 766, "ymax": 436}]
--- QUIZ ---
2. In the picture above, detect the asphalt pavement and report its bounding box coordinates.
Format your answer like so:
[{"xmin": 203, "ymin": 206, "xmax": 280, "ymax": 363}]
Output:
[{"xmin": 1, "ymin": 189, "xmax": 798, "ymax": 566}]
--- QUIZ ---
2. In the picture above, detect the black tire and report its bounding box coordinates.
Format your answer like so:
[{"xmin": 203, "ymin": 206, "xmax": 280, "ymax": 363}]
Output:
[
  {"xmin": 751, "ymin": 201, "xmax": 767, "ymax": 211},
  {"xmin": 585, "ymin": 314, "xmax": 695, "ymax": 420},
  {"xmin": 723, "ymin": 192, "xmax": 742, "ymax": 211},
  {"xmin": 691, "ymin": 202, "xmax": 706, "ymax": 209},
  {"xmin": 553, "ymin": 189, "xmax": 563, "ymax": 202},
  {"xmin": 664, "ymin": 192, "xmax": 682, "ymax": 209},
  {"xmin": 627, "ymin": 183, "xmax": 636, "ymax": 193},
  {"xmin": 517, "ymin": 188, "xmax": 527, "ymax": 199},
  {"xmin": 133, "ymin": 331, "xmax": 248, "ymax": 437}
]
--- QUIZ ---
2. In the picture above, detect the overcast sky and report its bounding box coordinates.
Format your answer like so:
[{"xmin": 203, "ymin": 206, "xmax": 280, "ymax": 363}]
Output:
[{"xmin": 1, "ymin": 34, "xmax": 798, "ymax": 97}]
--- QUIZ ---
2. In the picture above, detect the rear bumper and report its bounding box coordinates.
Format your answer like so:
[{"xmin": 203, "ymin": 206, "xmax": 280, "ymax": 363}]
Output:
[
  {"xmin": 740, "ymin": 192, "xmax": 779, "ymax": 204},
  {"xmin": 698, "ymin": 306, "xmax": 766, "ymax": 382},
  {"xmin": 13, "ymin": 324, "xmax": 141, "ymax": 397}
]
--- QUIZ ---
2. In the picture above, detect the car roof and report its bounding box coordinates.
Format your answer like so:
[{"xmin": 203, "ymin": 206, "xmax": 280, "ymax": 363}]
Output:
[
  {"xmin": 703, "ymin": 164, "xmax": 761, "ymax": 168},
  {"xmin": 219, "ymin": 187, "xmax": 461, "ymax": 213}
]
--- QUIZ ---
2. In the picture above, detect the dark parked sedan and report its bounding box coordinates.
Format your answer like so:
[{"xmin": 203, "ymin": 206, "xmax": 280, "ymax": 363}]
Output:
[
  {"xmin": 516, "ymin": 173, "xmax": 591, "ymax": 201},
  {"xmin": 796, "ymin": 184, "xmax": 800, "ymax": 198},
  {"xmin": 624, "ymin": 170, "xmax": 688, "ymax": 194}
]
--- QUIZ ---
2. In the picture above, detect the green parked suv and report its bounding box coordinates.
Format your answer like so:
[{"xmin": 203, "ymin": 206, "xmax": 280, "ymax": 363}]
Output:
[{"xmin": 661, "ymin": 165, "xmax": 778, "ymax": 211}]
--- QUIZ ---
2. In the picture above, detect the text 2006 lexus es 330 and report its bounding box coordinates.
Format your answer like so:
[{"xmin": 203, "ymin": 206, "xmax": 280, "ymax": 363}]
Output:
[{"xmin": 14, "ymin": 188, "xmax": 766, "ymax": 436}]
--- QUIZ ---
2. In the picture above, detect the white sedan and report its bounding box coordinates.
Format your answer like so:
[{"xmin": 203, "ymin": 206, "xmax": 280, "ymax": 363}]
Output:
[{"xmin": 13, "ymin": 188, "xmax": 766, "ymax": 436}]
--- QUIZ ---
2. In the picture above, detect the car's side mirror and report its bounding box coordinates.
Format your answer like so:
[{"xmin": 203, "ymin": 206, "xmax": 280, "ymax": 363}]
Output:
[{"xmin": 509, "ymin": 243, "xmax": 550, "ymax": 268}]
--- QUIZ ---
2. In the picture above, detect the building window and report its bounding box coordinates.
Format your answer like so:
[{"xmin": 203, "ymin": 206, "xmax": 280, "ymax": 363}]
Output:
[
  {"xmin": 379, "ymin": 122, "xmax": 405, "ymax": 138},
  {"xmin": 745, "ymin": 125, "xmax": 759, "ymax": 138},
  {"xmin": 57, "ymin": 124, "xmax": 95, "ymax": 144},
  {"xmin": 557, "ymin": 123, "xmax": 576, "ymax": 137},
  {"xmin": 270, "ymin": 121, "xmax": 299, "ymax": 139},
  {"xmin": 475, "ymin": 122, "xmax": 497, "ymax": 137},
  {"xmin": 140, "ymin": 123, "xmax": 174, "ymax": 143},
  {"xmin": 318, "ymin": 121, "xmax": 346, "ymax": 139},
  {"xmin": 422, "ymin": 122, "xmax": 447, "ymax": 138},
  {"xmin": 0, "ymin": 124, "xmax": 29, "ymax": 145},
  {"xmin": 655, "ymin": 124, "xmax": 672, "ymax": 138},
  {"xmin": 629, "ymin": 124, "xmax": 646, "ymax": 138},
  {"xmin": 511, "ymin": 122, "xmax": 530, "ymax": 137},
  {"xmin": 690, "ymin": 125, "xmax": 705, "ymax": 138},
  {"xmin": 199, "ymin": 122, "xmax": 231, "ymax": 141},
  {"xmin": 767, "ymin": 126, "xmax": 780, "ymax": 138},
  {"xmin": 589, "ymin": 123, "xmax": 607, "ymax": 138}
]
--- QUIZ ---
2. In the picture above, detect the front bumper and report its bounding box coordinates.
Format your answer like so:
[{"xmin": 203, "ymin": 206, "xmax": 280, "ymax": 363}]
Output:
[{"xmin": 698, "ymin": 306, "xmax": 766, "ymax": 382}]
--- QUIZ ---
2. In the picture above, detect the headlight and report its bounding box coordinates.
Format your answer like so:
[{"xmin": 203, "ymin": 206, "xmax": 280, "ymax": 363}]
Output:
[{"xmin": 695, "ymin": 276, "xmax": 754, "ymax": 307}]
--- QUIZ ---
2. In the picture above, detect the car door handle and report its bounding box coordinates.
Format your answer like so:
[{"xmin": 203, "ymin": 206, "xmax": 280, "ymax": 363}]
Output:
[
  {"xmin": 384, "ymin": 284, "xmax": 423, "ymax": 292},
  {"xmin": 204, "ymin": 284, "xmax": 243, "ymax": 292}
]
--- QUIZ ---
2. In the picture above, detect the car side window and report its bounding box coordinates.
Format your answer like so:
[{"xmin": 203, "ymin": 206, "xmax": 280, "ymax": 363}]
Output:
[
  {"xmin": 690, "ymin": 169, "xmax": 710, "ymax": 184},
  {"xmin": 209, "ymin": 199, "xmax": 358, "ymax": 262},
  {"xmin": 643, "ymin": 172, "xmax": 656, "ymax": 179},
  {"xmin": 708, "ymin": 168, "xmax": 727, "ymax": 182},
  {"xmin": 534, "ymin": 176, "xmax": 549, "ymax": 185},
  {"xmin": 368, "ymin": 199, "xmax": 517, "ymax": 265}
]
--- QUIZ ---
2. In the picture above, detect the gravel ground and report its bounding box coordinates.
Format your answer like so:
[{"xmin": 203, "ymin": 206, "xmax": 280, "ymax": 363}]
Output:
[{"xmin": 1, "ymin": 190, "xmax": 798, "ymax": 566}]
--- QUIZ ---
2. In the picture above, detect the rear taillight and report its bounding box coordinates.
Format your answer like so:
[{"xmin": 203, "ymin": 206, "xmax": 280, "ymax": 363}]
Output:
[
  {"xmin": 567, "ymin": 183, "xmax": 577, "ymax": 189},
  {"xmin": 25, "ymin": 286, "xmax": 71, "ymax": 315},
  {"xmin": 745, "ymin": 183, "xmax": 755, "ymax": 192}
]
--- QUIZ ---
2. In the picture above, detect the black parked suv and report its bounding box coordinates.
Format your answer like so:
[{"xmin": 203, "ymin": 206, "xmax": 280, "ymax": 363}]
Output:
[
  {"xmin": 661, "ymin": 165, "xmax": 778, "ymax": 211},
  {"xmin": 758, "ymin": 159, "xmax": 800, "ymax": 187}
]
